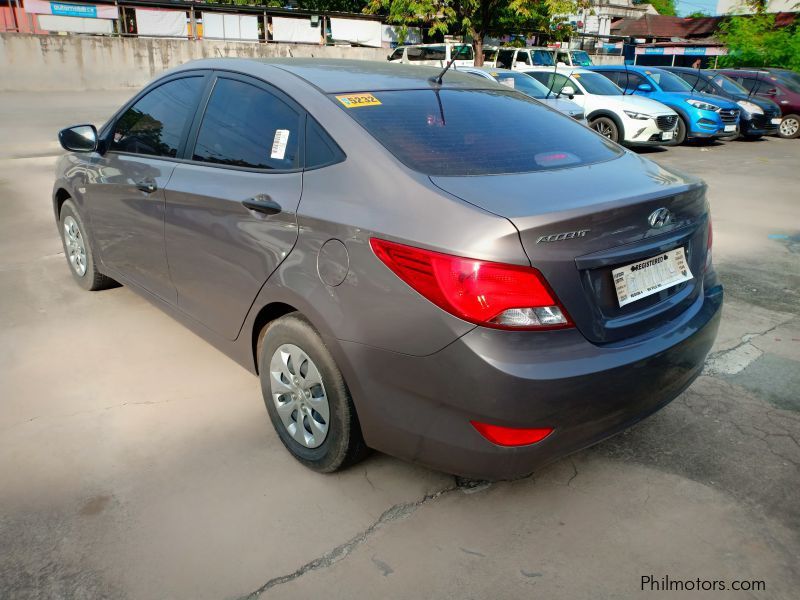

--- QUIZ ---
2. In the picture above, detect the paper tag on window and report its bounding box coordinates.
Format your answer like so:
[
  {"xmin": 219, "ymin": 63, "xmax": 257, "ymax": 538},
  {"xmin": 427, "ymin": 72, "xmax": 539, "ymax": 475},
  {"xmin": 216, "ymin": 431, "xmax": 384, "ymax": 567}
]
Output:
[
  {"xmin": 271, "ymin": 129, "xmax": 290, "ymax": 160},
  {"xmin": 498, "ymin": 78, "xmax": 515, "ymax": 89}
]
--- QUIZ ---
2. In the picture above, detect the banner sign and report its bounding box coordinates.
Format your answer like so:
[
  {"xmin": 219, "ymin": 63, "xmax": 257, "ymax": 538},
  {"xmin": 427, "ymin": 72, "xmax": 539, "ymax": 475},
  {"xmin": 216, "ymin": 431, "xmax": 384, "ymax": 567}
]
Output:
[
  {"xmin": 636, "ymin": 46, "xmax": 727, "ymax": 56},
  {"xmin": 24, "ymin": 0, "xmax": 118, "ymax": 19}
]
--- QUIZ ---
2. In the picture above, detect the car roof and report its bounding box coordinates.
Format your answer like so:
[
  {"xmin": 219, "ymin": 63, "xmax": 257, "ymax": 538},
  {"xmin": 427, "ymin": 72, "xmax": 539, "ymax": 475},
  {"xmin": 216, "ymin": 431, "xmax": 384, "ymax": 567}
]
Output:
[
  {"xmin": 458, "ymin": 66, "xmax": 515, "ymax": 74},
  {"xmin": 171, "ymin": 58, "xmax": 489, "ymax": 94}
]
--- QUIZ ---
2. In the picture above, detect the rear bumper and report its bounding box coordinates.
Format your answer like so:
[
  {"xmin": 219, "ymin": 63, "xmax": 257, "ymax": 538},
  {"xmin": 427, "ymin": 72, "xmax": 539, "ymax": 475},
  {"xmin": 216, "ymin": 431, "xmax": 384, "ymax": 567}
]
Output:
[{"xmin": 342, "ymin": 282, "xmax": 723, "ymax": 480}]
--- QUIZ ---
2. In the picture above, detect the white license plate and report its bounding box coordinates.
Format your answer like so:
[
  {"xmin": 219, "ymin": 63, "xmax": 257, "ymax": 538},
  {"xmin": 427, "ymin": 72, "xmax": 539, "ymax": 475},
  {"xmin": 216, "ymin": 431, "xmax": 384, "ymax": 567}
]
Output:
[
  {"xmin": 724, "ymin": 124, "xmax": 737, "ymax": 132},
  {"xmin": 662, "ymin": 131, "xmax": 674, "ymax": 140},
  {"xmin": 771, "ymin": 118, "xmax": 782, "ymax": 125},
  {"xmin": 613, "ymin": 247, "xmax": 693, "ymax": 308}
]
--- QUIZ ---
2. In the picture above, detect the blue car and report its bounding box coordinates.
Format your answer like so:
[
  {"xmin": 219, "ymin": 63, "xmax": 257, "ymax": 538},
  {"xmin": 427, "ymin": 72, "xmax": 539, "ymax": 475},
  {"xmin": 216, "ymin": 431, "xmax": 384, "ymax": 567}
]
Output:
[{"xmin": 588, "ymin": 66, "xmax": 741, "ymax": 144}]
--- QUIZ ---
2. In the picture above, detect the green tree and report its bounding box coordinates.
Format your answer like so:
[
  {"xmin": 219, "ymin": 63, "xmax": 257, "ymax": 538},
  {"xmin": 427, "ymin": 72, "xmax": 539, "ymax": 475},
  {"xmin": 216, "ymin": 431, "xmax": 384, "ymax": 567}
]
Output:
[
  {"xmin": 633, "ymin": 0, "xmax": 677, "ymax": 17},
  {"xmin": 687, "ymin": 11, "xmax": 711, "ymax": 17},
  {"xmin": 718, "ymin": 12, "xmax": 800, "ymax": 71},
  {"xmin": 365, "ymin": 0, "xmax": 584, "ymax": 65}
]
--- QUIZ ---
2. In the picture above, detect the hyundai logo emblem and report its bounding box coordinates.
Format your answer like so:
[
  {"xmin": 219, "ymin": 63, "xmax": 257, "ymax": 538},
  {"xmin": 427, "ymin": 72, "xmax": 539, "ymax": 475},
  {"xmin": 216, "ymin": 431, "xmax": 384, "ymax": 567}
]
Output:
[{"xmin": 648, "ymin": 208, "xmax": 673, "ymax": 228}]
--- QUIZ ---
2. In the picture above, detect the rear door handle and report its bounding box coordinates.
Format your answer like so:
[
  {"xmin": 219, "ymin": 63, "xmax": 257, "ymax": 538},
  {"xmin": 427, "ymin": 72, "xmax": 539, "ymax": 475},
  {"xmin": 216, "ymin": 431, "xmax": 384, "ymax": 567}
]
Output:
[
  {"xmin": 242, "ymin": 195, "xmax": 282, "ymax": 216},
  {"xmin": 135, "ymin": 179, "xmax": 157, "ymax": 194}
]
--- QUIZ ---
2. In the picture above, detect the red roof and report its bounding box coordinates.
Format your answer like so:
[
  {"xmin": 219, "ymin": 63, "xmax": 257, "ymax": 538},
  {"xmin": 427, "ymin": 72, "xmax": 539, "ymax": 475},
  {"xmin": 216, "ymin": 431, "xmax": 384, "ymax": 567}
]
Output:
[{"xmin": 612, "ymin": 13, "xmax": 796, "ymax": 39}]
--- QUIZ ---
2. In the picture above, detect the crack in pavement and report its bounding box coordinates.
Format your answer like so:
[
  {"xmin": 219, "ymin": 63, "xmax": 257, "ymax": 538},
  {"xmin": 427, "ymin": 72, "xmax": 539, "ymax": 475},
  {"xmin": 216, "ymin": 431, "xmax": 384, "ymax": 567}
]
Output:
[{"xmin": 237, "ymin": 481, "xmax": 463, "ymax": 599}]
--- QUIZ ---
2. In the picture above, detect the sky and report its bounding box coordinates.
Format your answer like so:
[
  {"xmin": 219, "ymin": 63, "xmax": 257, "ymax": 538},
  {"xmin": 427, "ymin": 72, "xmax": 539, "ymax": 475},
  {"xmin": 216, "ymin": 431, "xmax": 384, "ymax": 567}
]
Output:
[{"xmin": 675, "ymin": 0, "xmax": 719, "ymax": 16}]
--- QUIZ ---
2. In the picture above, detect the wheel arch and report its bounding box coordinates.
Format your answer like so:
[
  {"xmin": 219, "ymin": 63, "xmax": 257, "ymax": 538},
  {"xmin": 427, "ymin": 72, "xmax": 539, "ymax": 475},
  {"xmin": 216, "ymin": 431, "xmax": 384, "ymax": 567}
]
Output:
[
  {"xmin": 252, "ymin": 302, "xmax": 301, "ymax": 374},
  {"xmin": 587, "ymin": 110, "xmax": 625, "ymax": 140},
  {"xmin": 54, "ymin": 187, "xmax": 71, "ymax": 221}
]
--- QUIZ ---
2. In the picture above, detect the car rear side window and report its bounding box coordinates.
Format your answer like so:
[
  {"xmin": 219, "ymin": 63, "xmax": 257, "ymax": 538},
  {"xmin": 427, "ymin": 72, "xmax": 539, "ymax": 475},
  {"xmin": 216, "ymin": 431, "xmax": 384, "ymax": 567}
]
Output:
[
  {"xmin": 305, "ymin": 118, "xmax": 344, "ymax": 169},
  {"xmin": 110, "ymin": 76, "xmax": 204, "ymax": 158},
  {"xmin": 192, "ymin": 77, "xmax": 300, "ymax": 170},
  {"xmin": 334, "ymin": 88, "xmax": 621, "ymax": 176}
]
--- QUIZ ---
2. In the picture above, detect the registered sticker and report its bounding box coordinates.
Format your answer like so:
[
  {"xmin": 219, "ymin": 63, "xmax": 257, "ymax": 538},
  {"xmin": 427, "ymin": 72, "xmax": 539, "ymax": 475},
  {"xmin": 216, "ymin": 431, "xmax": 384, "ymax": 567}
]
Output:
[
  {"xmin": 270, "ymin": 129, "xmax": 290, "ymax": 160},
  {"xmin": 336, "ymin": 93, "xmax": 382, "ymax": 108},
  {"xmin": 613, "ymin": 247, "xmax": 693, "ymax": 307}
]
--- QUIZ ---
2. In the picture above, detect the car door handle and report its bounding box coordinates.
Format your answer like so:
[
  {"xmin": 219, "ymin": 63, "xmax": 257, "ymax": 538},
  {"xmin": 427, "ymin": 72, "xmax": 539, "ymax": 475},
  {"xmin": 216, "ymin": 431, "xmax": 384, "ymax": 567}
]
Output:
[
  {"xmin": 242, "ymin": 195, "xmax": 282, "ymax": 216},
  {"xmin": 135, "ymin": 179, "xmax": 157, "ymax": 194}
]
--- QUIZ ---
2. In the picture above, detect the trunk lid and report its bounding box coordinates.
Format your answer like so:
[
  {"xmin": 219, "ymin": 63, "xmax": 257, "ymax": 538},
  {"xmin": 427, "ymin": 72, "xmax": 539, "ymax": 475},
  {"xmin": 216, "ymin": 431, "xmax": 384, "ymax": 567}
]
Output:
[{"xmin": 430, "ymin": 153, "xmax": 710, "ymax": 344}]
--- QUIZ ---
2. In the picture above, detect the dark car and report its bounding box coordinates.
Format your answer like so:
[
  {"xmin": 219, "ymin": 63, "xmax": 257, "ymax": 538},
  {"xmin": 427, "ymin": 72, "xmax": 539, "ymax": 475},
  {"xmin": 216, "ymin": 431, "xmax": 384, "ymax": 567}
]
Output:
[
  {"xmin": 719, "ymin": 68, "xmax": 800, "ymax": 139},
  {"xmin": 53, "ymin": 59, "xmax": 722, "ymax": 480},
  {"xmin": 664, "ymin": 67, "xmax": 782, "ymax": 139}
]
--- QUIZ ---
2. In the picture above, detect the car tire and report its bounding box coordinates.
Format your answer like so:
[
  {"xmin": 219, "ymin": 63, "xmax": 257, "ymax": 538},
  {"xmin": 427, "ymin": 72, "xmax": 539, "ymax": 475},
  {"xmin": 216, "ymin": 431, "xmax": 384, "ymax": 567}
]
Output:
[
  {"xmin": 590, "ymin": 116, "xmax": 619, "ymax": 142},
  {"xmin": 258, "ymin": 313, "xmax": 368, "ymax": 473},
  {"xmin": 675, "ymin": 117, "xmax": 688, "ymax": 145},
  {"xmin": 778, "ymin": 114, "xmax": 800, "ymax": 139},
  {"xmin": 59, "ymin": 199, "xmax": 116, "ymax": 291}
]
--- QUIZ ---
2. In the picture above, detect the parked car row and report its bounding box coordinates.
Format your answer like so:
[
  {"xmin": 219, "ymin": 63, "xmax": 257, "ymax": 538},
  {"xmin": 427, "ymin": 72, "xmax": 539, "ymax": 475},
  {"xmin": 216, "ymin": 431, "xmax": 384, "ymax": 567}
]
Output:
[{"xmin": 389, "ymin": 45, "xmax": 798, "ymax": 142}]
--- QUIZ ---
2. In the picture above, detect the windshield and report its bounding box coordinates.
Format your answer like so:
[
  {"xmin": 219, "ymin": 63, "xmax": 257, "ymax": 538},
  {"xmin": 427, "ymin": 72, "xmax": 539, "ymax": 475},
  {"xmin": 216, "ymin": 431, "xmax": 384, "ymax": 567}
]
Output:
[
  {"xmin": 574, "ymin": 72, "xmax": 622, "ymax": 95},
  {"xmin": 571, "ymin": 51, "xmax": 593, "ymax": 66},
  {"xmin": 333, "ymin": 89, "xmax": 621, "ymax": 176},
  {"xmin": 490, "ymin": 72, "xmax": 551, "ymax": 99},
  {"xmin": 711, "ymin": 74, "xmax": 748, "ymax": 94},
  {"xmin": 648, "ymin": 70, "xmax": 693, "ymax": 92}
]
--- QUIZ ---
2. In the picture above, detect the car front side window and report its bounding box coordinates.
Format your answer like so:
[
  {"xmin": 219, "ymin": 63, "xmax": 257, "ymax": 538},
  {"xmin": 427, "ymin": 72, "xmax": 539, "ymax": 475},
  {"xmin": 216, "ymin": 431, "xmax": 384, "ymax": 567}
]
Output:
[{"xmin": 110, "ymin": 77, "xmax": 205, "ymax": 158}]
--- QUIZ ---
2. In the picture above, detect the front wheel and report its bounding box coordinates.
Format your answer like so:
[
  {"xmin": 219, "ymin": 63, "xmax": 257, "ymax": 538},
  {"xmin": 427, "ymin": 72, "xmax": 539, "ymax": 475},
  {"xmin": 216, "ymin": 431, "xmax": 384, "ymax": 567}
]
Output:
[
  {"xmin": 674, "ymin": 116, "xmax": 688, "ymax": 145},
  {"xmin": 778, "ymin": 114, "xmax": 800, "ymax": 139},
  {"xmin": 59, "ymin": 199, "xmax": 115, "ymax": 291},
  {"xmin": 590, "ymin": 116, "xmax": 619, "ymax": 142},
  {"xmin": 259, "ymin": 314, "xmax": 368, "ymax": 473}
]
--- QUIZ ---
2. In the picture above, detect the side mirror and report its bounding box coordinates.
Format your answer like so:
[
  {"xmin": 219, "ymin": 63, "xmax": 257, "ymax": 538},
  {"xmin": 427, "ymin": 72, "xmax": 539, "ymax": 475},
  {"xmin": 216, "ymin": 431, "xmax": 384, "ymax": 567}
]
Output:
[
  {"xmin": 764, "ymin": 88, "xmax": 777, "ymax": 96},
  {"xmin": 637, "ymin": 83, "xmax": 653, "ymax": 92},
  {"xmin": 557, "ymin": 61, "xmax": 567, "ymax": 67},
  {"xmin": 561, "ymin": 85, "xmax": 575, "ymax": 99},
  {"xmin": 59, "ymin": 124, "xmax": 98, "ymax": 153}
]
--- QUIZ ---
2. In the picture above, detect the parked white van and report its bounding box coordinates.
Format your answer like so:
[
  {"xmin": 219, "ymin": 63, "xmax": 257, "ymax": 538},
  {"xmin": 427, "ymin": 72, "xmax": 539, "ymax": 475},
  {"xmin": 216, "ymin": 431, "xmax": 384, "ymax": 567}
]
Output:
[
  {"xmin": 387, "ymin": 43, "xmax": 475, "ymax": 67},
  {"xmin": 490, "ymin": 47, "xmax": 556, "ymax": 70}
]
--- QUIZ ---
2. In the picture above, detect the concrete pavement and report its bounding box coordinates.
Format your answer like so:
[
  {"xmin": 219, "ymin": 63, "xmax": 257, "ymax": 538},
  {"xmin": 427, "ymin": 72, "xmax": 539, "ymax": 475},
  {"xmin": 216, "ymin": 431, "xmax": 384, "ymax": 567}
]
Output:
[{"xmin": 0, "ymin": 92, "xmax": 798, "ymax": 599}]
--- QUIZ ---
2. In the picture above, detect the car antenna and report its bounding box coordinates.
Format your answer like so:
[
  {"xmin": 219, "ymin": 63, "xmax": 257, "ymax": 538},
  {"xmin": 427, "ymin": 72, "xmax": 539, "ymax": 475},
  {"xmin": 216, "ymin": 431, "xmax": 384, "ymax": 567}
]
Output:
[
  {"xmin": 748, "ymin": 72, "xmax": 762, "ymax": 99},
  {"xmin": 624, "ymin": 59, "xmax": 631, "ymax": 95},
  {"xmin": 545, "ymin": 47, "xmax": 559, "ymax": 99},
  {"xmin": 689, "ymin": 61, "xmax": 701, "ymax": 94},
  {"xmin": 430, "ymin": 35, "xmax": 466, "ymax": 85}
]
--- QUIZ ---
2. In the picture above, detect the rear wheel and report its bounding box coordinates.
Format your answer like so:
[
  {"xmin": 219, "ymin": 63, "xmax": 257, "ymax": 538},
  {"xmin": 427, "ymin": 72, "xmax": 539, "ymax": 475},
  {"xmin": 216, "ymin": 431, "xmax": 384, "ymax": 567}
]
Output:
[
  {"xmin": 259, "ymin": 313, "xmax": 368, "ymax": 473},
  {"xmin": 590, "ymin": 116, "xmax": 619, "ymax": 142},
  {"xmin": 778, "ymin": 114, "xmax": 800, "ymax": 139},
  {"xmin": 59, "ymin": 199, "xmax": 115, "ymax": 291}
]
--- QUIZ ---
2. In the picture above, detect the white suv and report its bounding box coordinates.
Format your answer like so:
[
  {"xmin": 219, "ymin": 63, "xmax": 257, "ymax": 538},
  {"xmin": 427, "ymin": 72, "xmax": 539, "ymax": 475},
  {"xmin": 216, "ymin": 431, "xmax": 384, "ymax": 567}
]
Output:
[
  {"xmin": 387, "ymin": 43, "xmax": 474, "ymax": 68},
  {"xmin": 525, "ymin": 67, "xmax": 679, "ymax": 147}
]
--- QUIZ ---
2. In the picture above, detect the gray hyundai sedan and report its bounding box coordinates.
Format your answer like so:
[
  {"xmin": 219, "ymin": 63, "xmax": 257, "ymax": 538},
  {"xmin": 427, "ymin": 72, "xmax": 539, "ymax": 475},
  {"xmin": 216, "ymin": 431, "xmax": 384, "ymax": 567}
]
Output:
[{"xmin": 54, "ymin": 59, "xmax": 722, "ymax": 479}]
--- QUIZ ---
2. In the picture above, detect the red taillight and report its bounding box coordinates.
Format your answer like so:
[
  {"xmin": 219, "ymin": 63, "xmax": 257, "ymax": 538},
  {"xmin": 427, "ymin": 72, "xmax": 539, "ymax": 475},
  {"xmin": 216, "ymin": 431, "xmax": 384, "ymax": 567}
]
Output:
[
  {"xmin": 369, "ymin": 238, "xmax": 572, "ymax": 330},
  {"xmin": 471, "ymin": 421, "xmax": 554, "ymax": 447}
]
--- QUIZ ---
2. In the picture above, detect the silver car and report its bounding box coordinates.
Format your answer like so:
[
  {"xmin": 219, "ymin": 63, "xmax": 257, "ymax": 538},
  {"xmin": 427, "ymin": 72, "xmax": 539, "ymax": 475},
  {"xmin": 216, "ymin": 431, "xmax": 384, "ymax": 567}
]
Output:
[
  {"xmin": 456, "ymin": 66, "xmax": 587, "ymax": 122},
  {"xmin": 54, "ymin": 59, "xmax": 722, "ymax": 479}
]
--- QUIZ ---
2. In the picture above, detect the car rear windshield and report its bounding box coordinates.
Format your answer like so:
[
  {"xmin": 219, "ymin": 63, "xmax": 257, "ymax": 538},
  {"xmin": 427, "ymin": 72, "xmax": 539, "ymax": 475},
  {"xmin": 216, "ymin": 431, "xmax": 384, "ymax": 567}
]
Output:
[{"xmin": 332, "ymin": 88, "xmax": 622, "ymax": 176}]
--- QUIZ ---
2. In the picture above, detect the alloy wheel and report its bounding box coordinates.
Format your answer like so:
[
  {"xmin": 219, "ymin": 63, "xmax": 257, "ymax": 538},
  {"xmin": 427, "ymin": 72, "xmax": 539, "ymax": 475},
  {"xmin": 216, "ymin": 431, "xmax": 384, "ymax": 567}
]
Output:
[
  {"xmin": 63, "ymin": 216, "xmax": 87, "ymax": 277},
  {"xmin": 779, "ymin": 117, "xmax": 799, "ymax": 138},
  {"xmin": 269, "ymin": 343, "xmax": 330, "ymax": 448}
]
